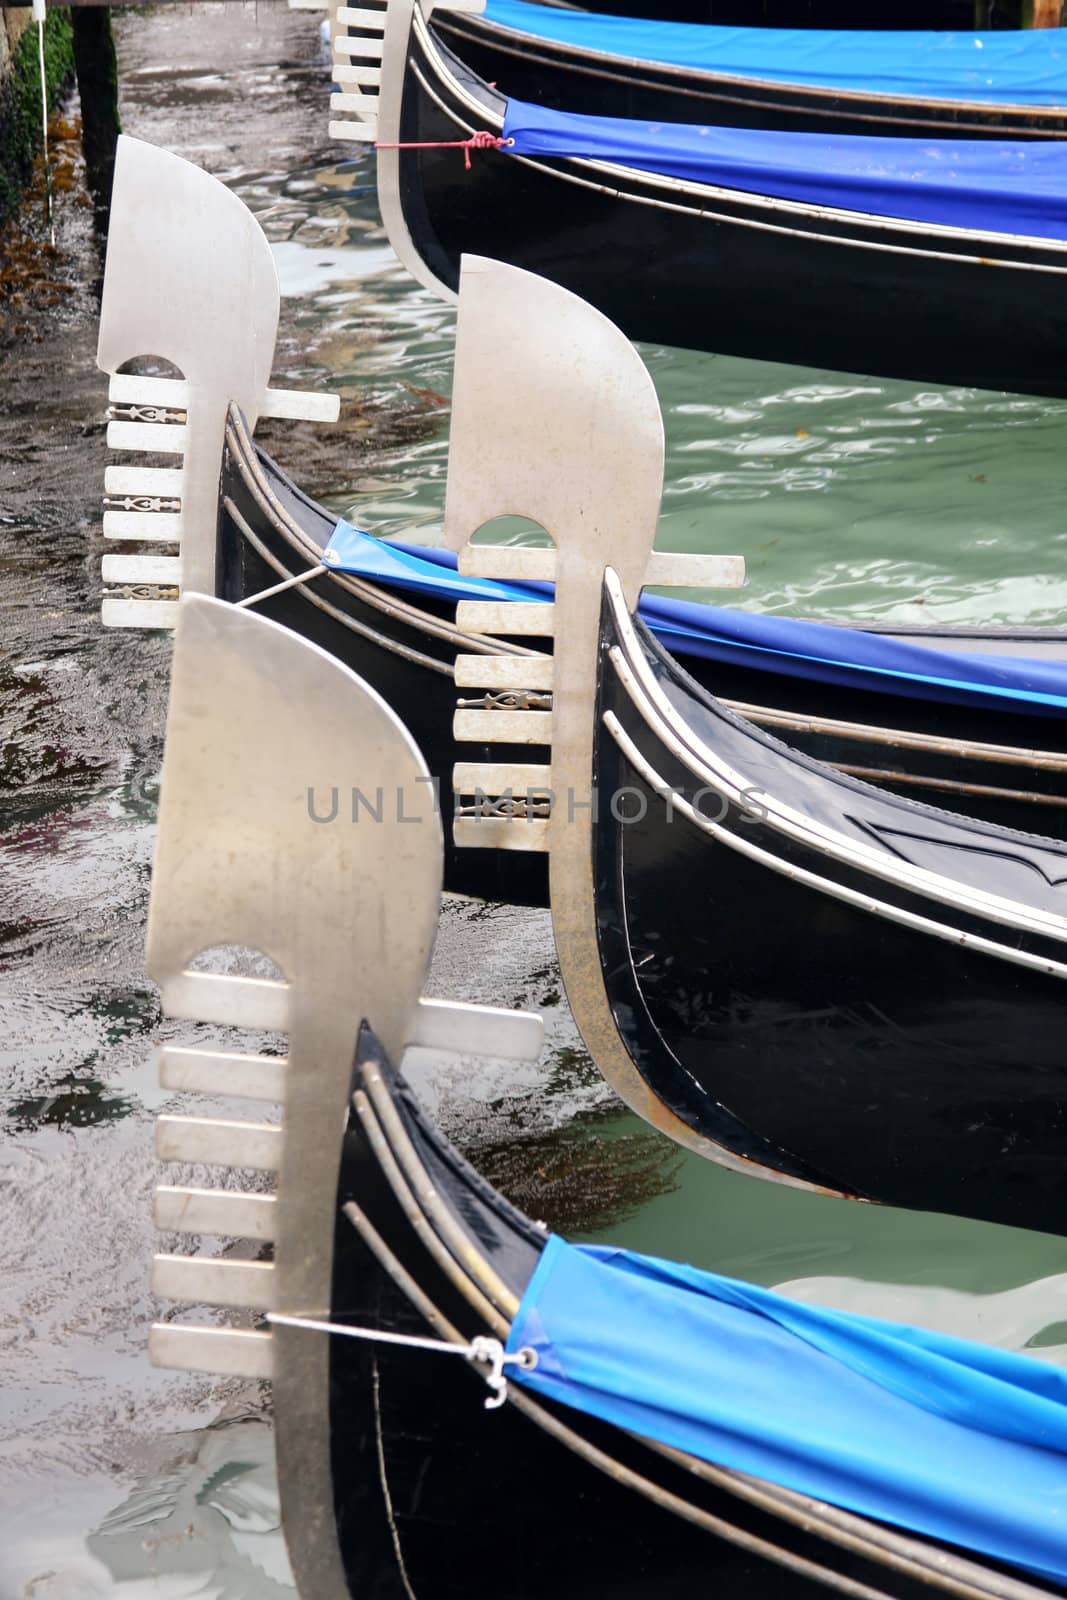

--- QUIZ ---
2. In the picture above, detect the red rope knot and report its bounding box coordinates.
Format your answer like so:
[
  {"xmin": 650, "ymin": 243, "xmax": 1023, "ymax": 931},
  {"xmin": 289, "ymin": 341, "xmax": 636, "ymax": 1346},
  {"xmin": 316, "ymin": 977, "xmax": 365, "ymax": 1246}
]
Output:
[
  {"xmin": 374, "ymin": 132, "xmax": 515, "ymax": 170},
  {"xmin": 460, "ymin": 130, "xmax": 513, "ymax": 169}
]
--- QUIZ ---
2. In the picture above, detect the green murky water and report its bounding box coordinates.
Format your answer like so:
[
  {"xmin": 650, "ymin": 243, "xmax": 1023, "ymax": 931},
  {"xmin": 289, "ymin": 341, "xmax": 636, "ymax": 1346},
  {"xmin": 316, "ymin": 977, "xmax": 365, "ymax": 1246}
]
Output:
[{"xmin": 276, "ymin": 156, "xmax": 1067, "ymax": 626}]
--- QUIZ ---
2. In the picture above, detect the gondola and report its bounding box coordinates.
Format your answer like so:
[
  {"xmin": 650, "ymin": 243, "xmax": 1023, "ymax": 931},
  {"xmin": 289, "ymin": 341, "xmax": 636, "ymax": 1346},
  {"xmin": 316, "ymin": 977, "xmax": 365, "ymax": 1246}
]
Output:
[
  {"xmin": 328, "ymin": 0, "xmax": 1067, "ymax": 395},
  {"xmin": 146, "ymin": 593, "xmax": 1067, "ymax": 1600},
  {"xmin": 437, "ymin": 254, "xmax": 1067, "ymax": 1234},
  {"xmin": 100, "ymin": 141, "xmax": 1067, "ymax": 889},
  {"xmin": 430, "ymin": 0, "xmax": 1067, "ymax": 138},
  {"xmin": 99, "ymin": 146, "xmax": 1067, "ymax": 1228},
  {"xmin": 218, "ymin": 407, "xmax": 1067, "ymax": 872},
  {"xmin": 593, "ymin": 567, "xmax": 1067, "ymax": 1231}
]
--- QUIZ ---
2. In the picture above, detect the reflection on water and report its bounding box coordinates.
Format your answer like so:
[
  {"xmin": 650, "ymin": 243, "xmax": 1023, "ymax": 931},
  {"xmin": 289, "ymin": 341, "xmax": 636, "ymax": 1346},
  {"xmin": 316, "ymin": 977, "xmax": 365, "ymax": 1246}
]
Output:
[
  {"xmin": 581, "ymin": 1111, "xmax": 1067, "ymax": 1331},
  {"xmin": 89, "ymin": 1420, "xmax": 296, "ymax": 1597},
  {"xmin": 778, "ymin": 1271, "xmax": 1067, "ymax": 1363},
  {"xmin": 3, "ymin": 3, "xmax": 1067, "ymax": 1595}
]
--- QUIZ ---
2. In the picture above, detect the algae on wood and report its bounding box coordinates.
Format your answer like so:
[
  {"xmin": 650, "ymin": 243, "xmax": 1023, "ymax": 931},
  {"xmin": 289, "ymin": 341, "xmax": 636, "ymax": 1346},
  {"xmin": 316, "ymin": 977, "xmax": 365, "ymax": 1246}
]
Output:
[{"xmin": 0, "ymin": 8, "xmax": 74, "ymax": 230}]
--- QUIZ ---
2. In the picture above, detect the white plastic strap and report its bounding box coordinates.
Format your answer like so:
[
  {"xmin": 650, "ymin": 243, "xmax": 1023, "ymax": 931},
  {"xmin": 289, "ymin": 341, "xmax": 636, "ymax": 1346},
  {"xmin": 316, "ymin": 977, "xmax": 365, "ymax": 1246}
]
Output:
[
  {"xmin": 234, "ymin": 564, "xmax": 327, "ymax": 609},
  {"xmin": 34, "ymin": 0, "xmax": 53, "ymax": 246},
  {"xmin": 267, "ymin": 1311, "xmax": 537, "ymax": 1409}
]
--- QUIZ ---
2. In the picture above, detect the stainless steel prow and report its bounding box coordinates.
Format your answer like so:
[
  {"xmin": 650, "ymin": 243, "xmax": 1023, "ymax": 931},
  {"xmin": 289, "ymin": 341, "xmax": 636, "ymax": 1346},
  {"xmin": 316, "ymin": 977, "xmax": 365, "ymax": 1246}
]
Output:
[
  {"xmin": 146, "ymin": 594, "xmax": 542, "ymax": 1599},
  {"xmin": 97, "ymin": 137, "xmax": 339, "ymax": 621},
  {"xmin": 441, "ymin": 255, "xmax": 748, "ymax": 1167},
  {"xmin": 327, "ymin": 0, "xmax": 486, "ymax": 302}
]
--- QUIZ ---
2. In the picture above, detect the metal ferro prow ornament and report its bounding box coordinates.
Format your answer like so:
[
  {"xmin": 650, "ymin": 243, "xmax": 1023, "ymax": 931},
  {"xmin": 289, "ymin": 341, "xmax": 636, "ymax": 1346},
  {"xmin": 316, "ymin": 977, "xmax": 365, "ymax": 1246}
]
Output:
[
  {"xmin": 96, "ymin": 137, "xmax": 339, "ymax": 625},
  {"xmin": 325, "ymin": 0, "xmax": 488, "ymax": 305},
  {"xmin": 439, "ymin": 256, "xmax": 810, "ymax": 1178},
  {"xmin": 145, "ymin": 595, "xmax": 543, "ymax": 1600}
]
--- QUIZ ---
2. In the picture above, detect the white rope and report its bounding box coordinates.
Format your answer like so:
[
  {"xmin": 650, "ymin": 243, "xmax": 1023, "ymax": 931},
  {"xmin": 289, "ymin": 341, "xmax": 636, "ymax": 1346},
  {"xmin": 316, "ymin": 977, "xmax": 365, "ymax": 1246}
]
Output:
[
  {"xmin": 266, "ymin": 1311, "xmax": 537, "ymax": 1409},
  {"xmin": 32, "ymin": 0, "xmax": 54, "ymax": 248},
  {"xmin": 234, "ymin": 563, "xmax": 326, "ymax": 609}
]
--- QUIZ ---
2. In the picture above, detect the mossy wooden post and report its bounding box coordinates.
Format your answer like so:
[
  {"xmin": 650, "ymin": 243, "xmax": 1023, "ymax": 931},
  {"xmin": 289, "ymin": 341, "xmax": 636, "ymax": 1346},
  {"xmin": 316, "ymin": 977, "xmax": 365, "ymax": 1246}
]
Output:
[
  {"xmin": 0, "ymin": 6, "xmax": 73, "ymax": 230},
  {"xmin": 71, "ymin": 6, "xmax": 119, "ymax": 229}
]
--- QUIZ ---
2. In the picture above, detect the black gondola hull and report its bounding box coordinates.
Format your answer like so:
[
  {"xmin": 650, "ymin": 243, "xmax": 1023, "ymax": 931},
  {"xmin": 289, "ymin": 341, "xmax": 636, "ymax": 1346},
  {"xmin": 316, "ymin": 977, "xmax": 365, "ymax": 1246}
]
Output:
[
  {"xmin": 593, "ymin": 593, "xmax": 1067, "ymax": 1232},
  {"xmin": 395, "ymin": 24, "xmax": 1067, "ymax": 397},
  {"xmin": 433, "ymin": 12, "xmax": 1067, "ymax": 139},
  {"xmin": 322, "ymin": 1034, "xmax": 1035, "ymax": 1598},
  {"xmin": 221, "ymin": 415, "xmax": 1067, "ymax": 871}
]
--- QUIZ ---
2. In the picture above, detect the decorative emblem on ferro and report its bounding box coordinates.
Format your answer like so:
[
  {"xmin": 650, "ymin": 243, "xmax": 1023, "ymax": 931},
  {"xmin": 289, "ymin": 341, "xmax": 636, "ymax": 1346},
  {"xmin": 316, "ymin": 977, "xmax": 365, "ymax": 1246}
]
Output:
[
  {"xmin": 102, "ymin": 493, "xmax": 182, "ymax": 515},
  {"xmin": 456, "ymin": 689, "xmax": 553, "ymax": 713},
  {"xmin": 107, "ymin": 402, "xmax": 188, "ymax": 426}
]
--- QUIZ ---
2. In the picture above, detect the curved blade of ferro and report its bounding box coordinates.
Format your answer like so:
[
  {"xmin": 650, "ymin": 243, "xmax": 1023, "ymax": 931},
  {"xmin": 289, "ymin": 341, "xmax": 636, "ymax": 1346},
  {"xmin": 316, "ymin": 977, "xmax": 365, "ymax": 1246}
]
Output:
[
  {"xmin": 443, "ymin": 253, "xmax": 665, "ymax": 593},
  {"xmin": 146, "ymin": 592, "xmax": 445, "ymax": 1074},
  {"xmin": 98, "ymin": 138, "xmax": 282, "ymax": 601},
  {"xmin": 147, "ymin": 594, "xmax": 442, "ymax": 1600},
  {"xmin": 144, "ymin": 594, "xmax": 542, "ymax": 1600},
  {"xmin": 97, "ymin": 138, "xmax": 338, "ymax": 619},
  {"xmin": 97, "ymin": 137, "xmax": 281, "ymax": 423},
  {"xmin": 442, "ymin": 256, "xmax": 753, "ymax": 1163}
]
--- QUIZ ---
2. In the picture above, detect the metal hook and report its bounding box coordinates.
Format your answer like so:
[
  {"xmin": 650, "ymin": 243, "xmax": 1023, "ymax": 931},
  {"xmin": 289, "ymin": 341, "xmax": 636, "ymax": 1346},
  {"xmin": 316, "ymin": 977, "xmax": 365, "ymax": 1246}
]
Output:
[{"xmin": 467, "ymin": 1335, "xmax": 538, "ymax": 1410}]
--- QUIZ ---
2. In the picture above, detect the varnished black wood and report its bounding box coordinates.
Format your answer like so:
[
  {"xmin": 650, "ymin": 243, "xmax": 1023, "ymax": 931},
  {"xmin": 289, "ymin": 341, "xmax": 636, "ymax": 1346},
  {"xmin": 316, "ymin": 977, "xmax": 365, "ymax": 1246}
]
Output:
[
  {"xmin": 394, "ymin": 24, "xmax": 1067, "ymax": 396},
  {"xmin": 433, "ymin": 7, "xmax": 1065, "ymax": 138},
  {"xmin": 316, "ymin": 1029, "xmax": 1067, "ymax": 1596},
  {"xmin": 594, "ymin": 593, "xmax": 1067, "ymax": 1233}
]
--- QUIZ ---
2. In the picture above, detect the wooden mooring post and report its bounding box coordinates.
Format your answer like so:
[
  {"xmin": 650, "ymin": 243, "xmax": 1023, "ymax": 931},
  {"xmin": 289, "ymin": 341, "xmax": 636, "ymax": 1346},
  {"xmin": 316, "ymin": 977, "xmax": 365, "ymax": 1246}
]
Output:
[
  {"xmin": 71, "ymin": 5, "xmax": 118, "ymax": 225},
  {"xmin": 0, "ymin": 0, "xmax": 267, "ymax": 231}
]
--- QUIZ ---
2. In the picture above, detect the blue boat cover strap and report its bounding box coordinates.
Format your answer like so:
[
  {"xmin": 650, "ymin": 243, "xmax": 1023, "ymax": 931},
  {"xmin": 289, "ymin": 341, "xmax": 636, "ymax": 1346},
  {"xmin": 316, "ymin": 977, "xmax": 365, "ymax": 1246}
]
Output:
[
  {"xmin": 324, "ymin": 517, "xmax": 546, "ymax": 605},
  {"xmin": 483, "ymin": 0, "xmax": 1067, "ymax": 106},
  {"xmin": 325, "ymin": 519, "xmax": 1067, "ymax": 716},
  {"xmin": 500, "ymin": 97, "xmax": 1067, "ymax": 241},
  {"xmin": 507, "ymin": 1237, "xmax": 1067, "ymax": 1583}
]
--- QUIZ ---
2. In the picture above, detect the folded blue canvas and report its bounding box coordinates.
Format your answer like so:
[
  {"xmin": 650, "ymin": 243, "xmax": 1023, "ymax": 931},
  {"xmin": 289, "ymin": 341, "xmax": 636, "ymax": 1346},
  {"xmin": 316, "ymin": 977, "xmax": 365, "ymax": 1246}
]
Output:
[
  {"xmin": 483, "ymin": 0, "xmax": 1067, "ymax": 105},
  {"xmin": 325, "ymin": 519, "xmax": 1067, "ymax": 715},
  {"xmin": 501, "ymin": 96, "xmax": 1067, "ymax": 240},
  {"xmin": 507, "ymin": 1236, "xmax": 1067, "ymax": 1582}
]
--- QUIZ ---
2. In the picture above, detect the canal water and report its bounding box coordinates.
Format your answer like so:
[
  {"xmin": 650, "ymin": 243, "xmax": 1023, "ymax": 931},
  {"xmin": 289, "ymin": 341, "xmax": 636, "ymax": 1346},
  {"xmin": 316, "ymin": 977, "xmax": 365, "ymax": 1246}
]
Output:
[{"xmin": 2, "ymin": 4, "xmax": 1066, "ymax": 1593}]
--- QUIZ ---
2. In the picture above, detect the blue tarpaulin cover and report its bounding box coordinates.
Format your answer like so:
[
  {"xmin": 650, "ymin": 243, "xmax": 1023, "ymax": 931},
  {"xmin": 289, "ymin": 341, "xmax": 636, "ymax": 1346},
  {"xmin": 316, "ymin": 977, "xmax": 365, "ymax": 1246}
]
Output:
[
  {"xmin": 507, "ymin": 1236, "xmax": 1067, "ymax": 1582},
  {"xmin": 483, "ymin": 0, "xmax": 1067, "ymax": 105},
  {"xmin": 324, "ymin": 518, "xmax": 1067, "ymax": 715},
  {"xmin": 500, "ymin": 96, "xmax": 1067, "ymax": 239}
]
